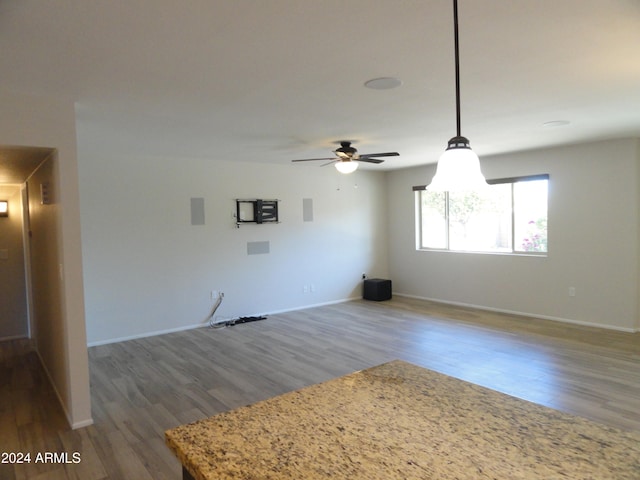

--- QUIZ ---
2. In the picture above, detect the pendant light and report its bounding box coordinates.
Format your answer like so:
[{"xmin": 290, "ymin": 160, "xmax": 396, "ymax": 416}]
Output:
[{"xmin": 427, "ymin": 0, "xmax": 488, "ymax": 192}]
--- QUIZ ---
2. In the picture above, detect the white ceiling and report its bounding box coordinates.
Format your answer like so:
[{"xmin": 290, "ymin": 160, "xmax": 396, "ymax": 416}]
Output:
[{"xmin": 1, "ymin": 0, "xmax": 639, "ymax": 171}]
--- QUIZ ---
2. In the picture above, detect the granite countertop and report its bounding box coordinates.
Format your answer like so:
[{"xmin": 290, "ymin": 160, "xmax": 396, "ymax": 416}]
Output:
[{"xmin": 165, "ymin": 360, "xmax": 640, "ymax": 479}]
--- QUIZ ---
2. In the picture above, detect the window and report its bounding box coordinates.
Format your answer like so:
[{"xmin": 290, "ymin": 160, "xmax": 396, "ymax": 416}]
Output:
[{"xmin": 415, "ymin": 174, "xmax": 548, "ymax": 254}]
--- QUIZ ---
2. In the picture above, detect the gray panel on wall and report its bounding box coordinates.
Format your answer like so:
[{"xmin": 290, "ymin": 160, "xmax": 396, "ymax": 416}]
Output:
[
  {"xmin": 247, "ymin": 241, "xmax": 270, "ymax": 255},
  {"xmin": 303, "ymin": 198, "xmax": 313, "ymax": 222},
  {"xmin": 190, "ymin": 197, "xmax": 205, "ymax": 225}
]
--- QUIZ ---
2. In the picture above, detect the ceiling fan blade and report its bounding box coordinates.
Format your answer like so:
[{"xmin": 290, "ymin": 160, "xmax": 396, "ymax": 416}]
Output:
[
  {"xmin": 320, "ymin": 160, "xmax": 338, "ymax": 167},
  {"xmin": 360, "ymin": 152, "xmax": 400, "ymax": 158},
  {"xmin": 291, "ymin": 157, "xmax": 337, "ymax": 162},
  {"xmin": 291, "ymin": 144, "xmax": 398, "ymax": 168}
]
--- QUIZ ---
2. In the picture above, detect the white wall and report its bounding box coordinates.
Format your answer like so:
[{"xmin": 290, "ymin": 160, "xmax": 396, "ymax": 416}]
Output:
[
  {"xmin": 79, "ymin": 155, "xmax": 389, "ymax": 345},
  {"xmin": 0, "ymin": 90, "xmax": 92, "ymax": 428},
  {"xmin": 81, "ymin": 137, "xmax": 640, "ymax": 344},
  {"xmin": 388, "ymin": 138, "xmax": 640, "ymax": 332}
]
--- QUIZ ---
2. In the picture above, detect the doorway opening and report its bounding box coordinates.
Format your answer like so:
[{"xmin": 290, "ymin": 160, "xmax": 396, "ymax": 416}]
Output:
[{"xmin": 0, "ymin": 146, "xmax": 56, "ymax": 342}]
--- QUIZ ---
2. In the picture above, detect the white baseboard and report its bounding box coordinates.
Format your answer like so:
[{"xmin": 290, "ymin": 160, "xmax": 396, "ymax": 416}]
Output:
[
  {"xmin": 262, "ymin": 297, "xmax": 357, "ymax": 316},
  {"xmin": 34, "ymin": 349, "xmax": 94, "ymax": 430},
  {"xmin": 0, "ymin": 334, "xmax": 30, "ymax": 342},
  {"xmin": 87, "ymin": 322, "xmax": 205, "ymax": 347},
  {"xmin": 86, "ymin": 297, "xmax": 359, "ymax": 347},
  {"xmin": 71, "ymin": 418, "xmax": 95, "ymax": 429},
  {"xmin": 393, "ymin": 292, "xmax": 638, "ymax": 333}
]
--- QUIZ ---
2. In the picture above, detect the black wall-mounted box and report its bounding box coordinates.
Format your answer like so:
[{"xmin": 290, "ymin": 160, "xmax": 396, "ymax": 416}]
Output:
[
  {"xmin": 363, "ymin": 278, "xmax": 392, "ymax": 301},
  {"xmin": 235, "ymin": 199, "xmax": 279, "ymax": 226}
]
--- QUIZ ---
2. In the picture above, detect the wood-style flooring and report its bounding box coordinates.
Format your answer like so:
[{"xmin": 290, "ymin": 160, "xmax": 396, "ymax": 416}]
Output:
[{"xmin": 1, "ymin": 297, "xmax": 639, "ymax": 479}]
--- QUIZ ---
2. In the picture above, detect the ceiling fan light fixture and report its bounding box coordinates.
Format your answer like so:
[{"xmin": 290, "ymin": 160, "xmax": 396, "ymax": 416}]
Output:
[
  {"xmin": 335, "ymin": 160, "xmax": 358, "ymax": 174},
  {"xmin": 291, "ymin": 141, "xmax": 397, "ymax": 172}
]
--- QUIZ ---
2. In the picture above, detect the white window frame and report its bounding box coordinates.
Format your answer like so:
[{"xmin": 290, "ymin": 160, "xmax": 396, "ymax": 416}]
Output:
[{"xmin": 414, "ymin": 174, "xmax": 549, "ymax": 255}]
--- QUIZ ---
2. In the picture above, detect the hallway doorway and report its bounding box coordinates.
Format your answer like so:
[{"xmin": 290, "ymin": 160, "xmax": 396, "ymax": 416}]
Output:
[
  {"xmin": 0, "ymin": 183, "xmax": 29, "ymax": 339},
  {"xmin": 0, "ymin": 146, "xmax": 55, "ymax": 341}
]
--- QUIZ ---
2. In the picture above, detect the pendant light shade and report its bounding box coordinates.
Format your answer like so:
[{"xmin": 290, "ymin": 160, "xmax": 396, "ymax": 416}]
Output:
[
  {"xmin": 427, "ymin": 0, "xmax": 487, "ymax": 192},
  {"xmin": 428, "ymin": 136, "xmax": 487, "ymax": 192},
  {"xmin": 334, "ymin": 160, "xmax": 358, "ymax": 174}
]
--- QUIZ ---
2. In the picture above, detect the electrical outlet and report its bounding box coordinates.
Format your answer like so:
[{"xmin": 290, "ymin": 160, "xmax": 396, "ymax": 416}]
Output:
[
  {"xmin": 362, "ymin": 273, "xmax": 366, "ymax": 279},
  {"xmin": 569, "ymin": 287, "xmax": 576, "ymax": 297},
  {"xmin": 303, "ymin": 285, "xmax": 309, "ymax": 294},
  {"xmin": 310, "ymin": 284, "xmax": 316, "ymax": 293}
]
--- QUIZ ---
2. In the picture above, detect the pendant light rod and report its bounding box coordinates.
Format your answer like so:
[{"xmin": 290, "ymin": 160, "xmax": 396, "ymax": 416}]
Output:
[
  {"xmin": 453, "ymin": 0, "xmax": 462, "ymax": 138},
  {"xmin": 427, "ymin": 0, "xmax": 488, "ymax": 192}
]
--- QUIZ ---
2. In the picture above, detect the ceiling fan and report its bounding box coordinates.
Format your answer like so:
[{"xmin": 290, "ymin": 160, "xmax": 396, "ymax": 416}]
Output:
[{"xmin": 291, "ymin": 141, "xmax": 399, "ymax": 174}]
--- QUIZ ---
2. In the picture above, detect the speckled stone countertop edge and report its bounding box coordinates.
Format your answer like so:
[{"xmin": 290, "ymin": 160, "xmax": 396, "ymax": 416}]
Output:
[{"xmin": 166, "ymin": 360, "xmax": 640, "ymax": 480}]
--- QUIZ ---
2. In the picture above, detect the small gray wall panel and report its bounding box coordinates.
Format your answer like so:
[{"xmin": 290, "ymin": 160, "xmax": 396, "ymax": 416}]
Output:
[
  {"xmin": 190, "ymin": 197, "xmax": 205, "ymax": 225},
  {"xmin": 247, "ymin": 241, "xmax": 270, "ymax": 255},
  {"xmin": 303, "ymin": 198, "xmax": 313, "ymax": 222}
]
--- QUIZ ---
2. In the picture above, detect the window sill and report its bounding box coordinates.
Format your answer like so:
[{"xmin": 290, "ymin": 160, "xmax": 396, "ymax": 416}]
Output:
[{"xmin": 416, "ymin": 248, "xmax": 547, "ymax": 258}]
